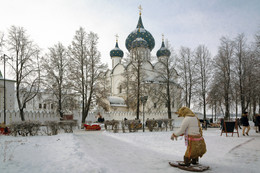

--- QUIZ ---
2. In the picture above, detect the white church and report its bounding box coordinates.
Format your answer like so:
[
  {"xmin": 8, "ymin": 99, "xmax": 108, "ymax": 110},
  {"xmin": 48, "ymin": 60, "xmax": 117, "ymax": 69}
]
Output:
[
  {"xmin": 99, "ymin": 9, "xmax": 182, "ymax": 114},
  {"xmin": 0, "ymin": 8, "xmax": 183, "ymax": 124}
]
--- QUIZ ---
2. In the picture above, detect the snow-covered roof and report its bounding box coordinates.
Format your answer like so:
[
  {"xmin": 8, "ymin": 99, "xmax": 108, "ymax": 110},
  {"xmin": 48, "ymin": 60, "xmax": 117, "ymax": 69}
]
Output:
[{"xmin": 108, "ymin": 96, "xmax": 126, "ymax": 107}]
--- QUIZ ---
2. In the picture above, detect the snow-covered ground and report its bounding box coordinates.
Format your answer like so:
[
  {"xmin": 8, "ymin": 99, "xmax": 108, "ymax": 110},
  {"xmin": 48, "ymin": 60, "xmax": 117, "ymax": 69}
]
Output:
[{"xmin": 1, "ymin": 126, "xmax": 260, "ymax": 173}]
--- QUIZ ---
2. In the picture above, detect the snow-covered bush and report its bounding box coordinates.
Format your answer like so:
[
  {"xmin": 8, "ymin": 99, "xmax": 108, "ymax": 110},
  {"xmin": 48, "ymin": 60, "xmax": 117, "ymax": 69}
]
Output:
[
  {"xmin": 59, "ymin": 121, "xmax": 77, "ymax": 133},
  {"xmin": 44, "ymin": 121, "xmax": 59, "ymax": 136},
  {"xmin": 121, "ymin": 120, "xmax": 142, "ymax": 132},
  {"xmin": 146, "ymin": 119, "xmax": 174, "ymax": 132},
  {"xmin": 9, "ymin": 121, "xmax": 41, "ymax": 136},
  {"xmin": 146, "ymin": 119, "xmax": 157, "ymax": 132},
  {"xmin": 104, "ymin": 120, "xmax": 119, "ymax": 133}
]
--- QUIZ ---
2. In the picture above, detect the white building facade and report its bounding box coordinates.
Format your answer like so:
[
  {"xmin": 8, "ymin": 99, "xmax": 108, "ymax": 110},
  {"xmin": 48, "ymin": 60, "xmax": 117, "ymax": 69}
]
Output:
[
  {"xmin": 0, "ymin": 71, "xmax": 16, "ymax": 112},
  {"xmin": 100, "ymin": 11, "xmax": 182, "ymax": 116}
]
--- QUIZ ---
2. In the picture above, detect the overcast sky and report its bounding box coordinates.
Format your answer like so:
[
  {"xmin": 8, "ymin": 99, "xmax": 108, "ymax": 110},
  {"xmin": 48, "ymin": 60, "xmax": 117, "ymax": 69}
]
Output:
[{"xmin": 1, "ymin": 0, "xmax": 260, "ymax": 72}]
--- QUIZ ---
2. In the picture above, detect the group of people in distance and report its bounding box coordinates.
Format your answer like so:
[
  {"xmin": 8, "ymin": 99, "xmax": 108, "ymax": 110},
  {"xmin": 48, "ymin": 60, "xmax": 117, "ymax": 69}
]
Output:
[{"xmin": 240, "ymin": 111, "xmax": 260, "ymax": 136}]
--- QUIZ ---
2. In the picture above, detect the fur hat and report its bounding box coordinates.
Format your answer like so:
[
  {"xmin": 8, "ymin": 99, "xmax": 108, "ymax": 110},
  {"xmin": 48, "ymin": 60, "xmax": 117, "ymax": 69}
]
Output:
[
  {"xmin": 243, "ymin": 111, "xmax": 248, "ymax": 116},
  {"xmin": 175, "ymin": 107, "xmax": 195, "ymax": 117}
]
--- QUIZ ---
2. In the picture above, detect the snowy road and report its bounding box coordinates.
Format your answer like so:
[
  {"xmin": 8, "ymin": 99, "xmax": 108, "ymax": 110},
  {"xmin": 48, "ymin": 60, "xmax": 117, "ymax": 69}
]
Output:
[
  {"xmin": 74, "ymin": 131, "xmax": 175, "ymax": 173},
  {"xmin": 1, "ymin": 129, "xmax": 260, "ymax": 173},
  {"xmin": 73, "ymin": 130, "xmax": 260, "ymax": 173}
]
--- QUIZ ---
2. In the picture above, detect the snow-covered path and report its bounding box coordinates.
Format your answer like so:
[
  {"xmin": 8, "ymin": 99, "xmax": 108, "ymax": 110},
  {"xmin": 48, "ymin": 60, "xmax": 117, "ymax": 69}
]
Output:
[
  {"xmin": 1, "ymin": 128, "xmax": 260, "ymax": 173},
  {"xmin": 74, "ymin": 131, "xmax": 174, "ymax": 173}
]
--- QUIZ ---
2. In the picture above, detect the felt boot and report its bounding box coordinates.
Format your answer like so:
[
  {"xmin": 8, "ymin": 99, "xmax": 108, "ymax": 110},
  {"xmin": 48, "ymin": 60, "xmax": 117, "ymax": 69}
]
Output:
[
  {"xmin": 178, "ymin": 156, "xmax": 191, "ymax": 166},
  {"xmin": 191, "ymin": 158, "xmax": 199, "ymax": 165}
]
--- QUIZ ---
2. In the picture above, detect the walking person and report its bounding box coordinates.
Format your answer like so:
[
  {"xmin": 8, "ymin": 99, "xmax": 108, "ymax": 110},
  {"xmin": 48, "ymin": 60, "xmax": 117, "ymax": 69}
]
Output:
[
  {"xmin": 96, "ymin": 112, "xmax": 105, "ymax": 123},
  {"xmin": 255, "ymin": 114, "xmax": 260, "ymax": 133},
  {"xmin": 240, "ymin": 111, "xmax": 250, "ymax": 136}
]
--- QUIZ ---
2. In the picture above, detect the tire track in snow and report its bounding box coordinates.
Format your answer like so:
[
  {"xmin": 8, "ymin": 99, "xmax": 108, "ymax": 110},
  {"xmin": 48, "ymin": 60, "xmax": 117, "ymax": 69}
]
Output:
[{"xmin": 228, "ymin": 138, "xmax": 255, "ymax": 153}]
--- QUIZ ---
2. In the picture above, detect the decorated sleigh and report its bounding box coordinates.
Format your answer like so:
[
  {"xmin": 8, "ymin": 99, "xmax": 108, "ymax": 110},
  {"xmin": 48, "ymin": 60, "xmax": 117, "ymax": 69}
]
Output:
[
  {"xmin": 84, "ymin": 124, "xmax": 101, "ymax": 131},
  {"xmin": 0, "ymin": 127, "xmax": 10, "ymax": 135}
]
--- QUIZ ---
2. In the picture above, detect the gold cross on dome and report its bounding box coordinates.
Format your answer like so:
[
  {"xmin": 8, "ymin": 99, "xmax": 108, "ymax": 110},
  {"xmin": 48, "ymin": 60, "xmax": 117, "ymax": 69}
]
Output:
[
  {"xmin": 138, "ymin": 5, "xmax": 143, "ymax": 15},
  {"xmin": 115, "ymin": 34, "xmax": 119, "ymax": 42}
]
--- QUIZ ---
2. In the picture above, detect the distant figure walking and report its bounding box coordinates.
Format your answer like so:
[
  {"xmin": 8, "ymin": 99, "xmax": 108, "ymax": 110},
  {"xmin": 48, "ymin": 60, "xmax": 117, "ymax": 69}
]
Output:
[
  {"xmin": 96, "ymin": 112, "xmax": 105, "ymax": 123},
  {"xmin": 254, "ymin": 114, "xmax": 260, "ymax": 133},
  {"xmin": 240, "ymin": 112, "xmax": 250, "ymax": 136}
]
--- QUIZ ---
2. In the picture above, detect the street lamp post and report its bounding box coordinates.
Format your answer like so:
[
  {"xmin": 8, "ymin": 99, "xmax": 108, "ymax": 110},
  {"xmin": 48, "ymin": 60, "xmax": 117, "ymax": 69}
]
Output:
[{"xmin": 140, "ymin": 96, "xmax": 148, "ymax": 132}]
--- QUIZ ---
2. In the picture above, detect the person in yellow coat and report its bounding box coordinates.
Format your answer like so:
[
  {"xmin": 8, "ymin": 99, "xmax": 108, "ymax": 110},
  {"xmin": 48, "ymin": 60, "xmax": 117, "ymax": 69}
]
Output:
[{"xmin": 171, "ymin": 107, "xmax": 207, "ymax": 166}]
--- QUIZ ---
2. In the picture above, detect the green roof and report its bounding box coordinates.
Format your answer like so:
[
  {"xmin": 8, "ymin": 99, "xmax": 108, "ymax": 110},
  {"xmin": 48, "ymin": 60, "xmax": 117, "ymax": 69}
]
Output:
[
  {"xmin": 132, "ymin": 38, "xmax": 148, "ymax": 49},
  {"xmin": 125, "ymin": 15, "xmax": 155, "ymax": 52},
  {"xmin": 110, "ymin": 42, "xmax": 124, "ymax": 58},
  {"xmin": 156, "ymin": 41, "xmax": 171, "ymax": 57}
]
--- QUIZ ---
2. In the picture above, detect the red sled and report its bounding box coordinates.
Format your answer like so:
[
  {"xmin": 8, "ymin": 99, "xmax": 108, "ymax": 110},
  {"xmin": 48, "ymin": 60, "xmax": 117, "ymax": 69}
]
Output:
[
  {"xmin": 84, "ymin": 124, "xmax": 101, "ymax": 131},
  {"xmin": 0, "ymin": 127, "xmax": 10, "ymax": 135}
]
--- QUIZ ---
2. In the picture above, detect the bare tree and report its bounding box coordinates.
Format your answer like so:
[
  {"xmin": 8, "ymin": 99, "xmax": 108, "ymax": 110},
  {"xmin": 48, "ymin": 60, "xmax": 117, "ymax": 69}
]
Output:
[
  {"xmin": 176, "ymin": 47, "xmax": 196, "ymax": 108},
  {"xmin": 81, "ymin": 32, "xmax": 107, "ymax": 124},
  {"xmin": 0, "ymin": 32, "xmax": 4, "ymax": 52},
  {"xmin": 7, "ymin": 26, "xmax": 41, "ymax": 121},
  {"xmin": 128, "ymin": 53, "xmax": 143, "ymax": 119},
  {"xmin": 154, "ymin": 41, "xmax": 179, "ymax": 119},
  {"xmin": 256, "ymin": 31, "xmax": 260, "ymax": 49},
  {"xmin": 207, "ymin": 78, "xmax": 224, "ymax": 121},
  {"xmin": 0, "ymin": 32, "xmax": 4, "ymax": 77},
  {"xmin": 194, "ymin": 45, "xmax": 212, "ymax": 121},
  {"xmin": 213, "ymin": 36, "xmax": 234, "ymax": 119},
  {"xmin": 68, "ymin": 27, "xmax": 89, "ymax": 122},
  {"xmin": 120, "ymin": 50, "xmax": 146, "ymax": 119},
  {"xmin": 41, "ymin": 43, "xmax": 71, "ymax": 118},
  {"xmin": 254, "ymin": 31, "xmax": 260, "ymax": 113},
  {"xmin": 95, "ymin": 71, "xmax": 110, "ymax": 111},
  {"xmin": 248, "ymin": 49, "xmax": 260, "ymax": 116},
  {"xmin": 233, "ymin": 34, "xmax": 252, "ymax": 113}
]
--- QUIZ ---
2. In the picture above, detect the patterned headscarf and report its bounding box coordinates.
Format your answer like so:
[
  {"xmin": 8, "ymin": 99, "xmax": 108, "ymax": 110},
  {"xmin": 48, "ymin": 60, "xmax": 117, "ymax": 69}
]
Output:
[{"xmin": 176, "ymin": 107, "xmax": 195, "ymax": 117}]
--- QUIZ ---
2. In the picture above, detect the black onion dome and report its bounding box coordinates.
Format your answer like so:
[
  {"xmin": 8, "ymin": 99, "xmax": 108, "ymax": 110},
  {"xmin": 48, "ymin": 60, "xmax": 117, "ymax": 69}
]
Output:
[
  {"xmin": 125, "ymin": 15, "xmax": 155, "ymax": 52},
  {"xmin": 132, "ymin": 38, "xmax": 148, "ymax": 49},
  {"xmin": 110, "ymin": 42, "xmax": 124, "ymax": 58},
  {"xmin": 156, "ymin": 41, "xmax": 171, "ymax": 57}
]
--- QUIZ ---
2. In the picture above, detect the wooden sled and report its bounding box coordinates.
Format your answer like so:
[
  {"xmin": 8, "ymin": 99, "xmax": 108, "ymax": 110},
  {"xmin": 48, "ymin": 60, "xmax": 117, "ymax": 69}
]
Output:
[{"xmin": 169, "ymin": 161, "xmax": 209, "ymax": 172}]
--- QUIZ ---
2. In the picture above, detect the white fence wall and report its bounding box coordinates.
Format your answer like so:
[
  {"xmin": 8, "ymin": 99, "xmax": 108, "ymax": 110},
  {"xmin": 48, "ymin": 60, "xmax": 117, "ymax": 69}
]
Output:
[
  {"xmin": 0, "ymin": 110, "xmax": 59, "ymax": 125},
  {"xmin": 84, "ymin": 111, "xmax": 179, "ymax": 122},
  {"xmin": 1, "ymin": 110, "xmax": 181, "ymax": 127}
]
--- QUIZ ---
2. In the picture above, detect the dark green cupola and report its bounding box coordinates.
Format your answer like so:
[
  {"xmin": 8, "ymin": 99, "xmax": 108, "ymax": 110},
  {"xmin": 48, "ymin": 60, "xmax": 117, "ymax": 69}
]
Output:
[
  {"xmin": 125, "ymin": 11, "xmax": 155, "ymax": 52},
  {"xmin": 156, "ymin": 35, "xmax": 171, "ymax": 57},
  {"xmin": 110, "ymin": 40, "xmax": 124, "ymax": 58},
  {"xmin": 132, "ymin": 37, "xmax": 148, "ymax": 49}
]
